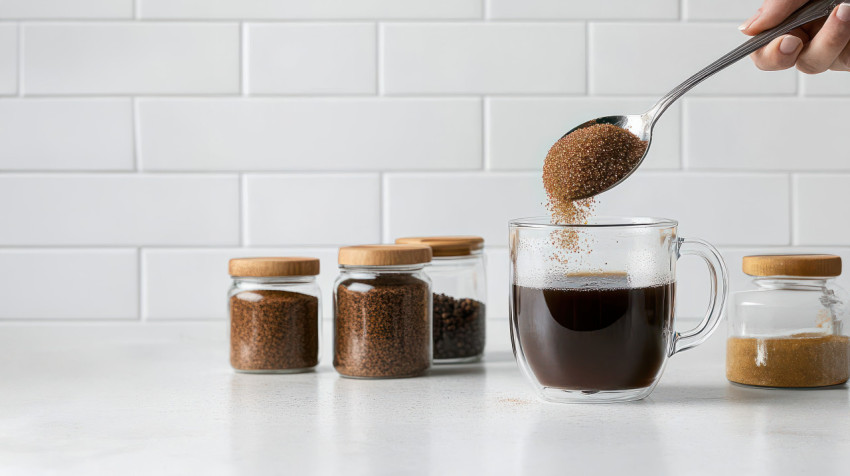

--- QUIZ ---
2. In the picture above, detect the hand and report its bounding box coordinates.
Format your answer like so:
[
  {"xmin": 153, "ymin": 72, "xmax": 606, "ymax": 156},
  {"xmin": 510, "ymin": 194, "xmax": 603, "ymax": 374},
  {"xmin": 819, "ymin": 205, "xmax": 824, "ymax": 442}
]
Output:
[{"xmin": 740, "ymin": 0, "xmax": 850, "ymax": 73}]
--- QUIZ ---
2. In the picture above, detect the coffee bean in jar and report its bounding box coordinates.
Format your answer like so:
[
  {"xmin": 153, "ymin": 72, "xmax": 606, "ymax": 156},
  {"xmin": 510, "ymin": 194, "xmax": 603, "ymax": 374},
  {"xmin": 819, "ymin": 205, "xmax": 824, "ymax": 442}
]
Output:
[
  {"xmin": 396, "ymin": 236, "xmax": 487, "ymax": 363},
  {"xmin": 229, "ymin": 257, "xmax": 321, "ymax": 373},
  {"xmin": 334, "ymin": 245, "xmax": 432, "ymax": 379}
]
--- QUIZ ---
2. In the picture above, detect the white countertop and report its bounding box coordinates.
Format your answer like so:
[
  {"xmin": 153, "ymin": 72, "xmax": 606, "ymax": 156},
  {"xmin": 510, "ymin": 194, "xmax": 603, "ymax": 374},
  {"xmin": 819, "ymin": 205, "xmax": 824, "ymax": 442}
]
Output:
[{"xmin": 2, "ymin": 321, "xmax": 849, "ymax": 476}]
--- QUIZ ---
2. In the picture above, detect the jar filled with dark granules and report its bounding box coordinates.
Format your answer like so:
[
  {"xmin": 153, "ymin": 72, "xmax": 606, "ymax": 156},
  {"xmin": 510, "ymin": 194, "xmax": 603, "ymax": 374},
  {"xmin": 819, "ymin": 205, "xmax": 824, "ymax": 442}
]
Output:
[
  {"xmin": 334, "ymin": 245, "xmax": 432, "ymax": 379},
  {"xmin": 396, "ymin": 236, "xmax": 486, "ymax": 363},
  {"xmin": 229, "ymin": 257, "xmax": 321, "ymax": 373}
]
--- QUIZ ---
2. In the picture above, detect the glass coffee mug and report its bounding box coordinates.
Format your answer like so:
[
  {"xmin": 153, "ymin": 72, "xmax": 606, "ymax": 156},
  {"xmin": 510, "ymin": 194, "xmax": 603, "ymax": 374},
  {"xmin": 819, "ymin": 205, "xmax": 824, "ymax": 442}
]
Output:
[{"xmin": 510, "ymin": 217, "xmax": 728, "ymax": 403}]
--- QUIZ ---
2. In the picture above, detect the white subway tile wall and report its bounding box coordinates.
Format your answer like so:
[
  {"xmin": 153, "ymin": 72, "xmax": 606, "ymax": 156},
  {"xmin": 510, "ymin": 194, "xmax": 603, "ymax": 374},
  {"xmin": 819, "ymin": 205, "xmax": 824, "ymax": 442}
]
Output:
[
  {"xmin": 0, "ymin": 249, "xmax": 138, "ymax": 319},
  {"xmin": 246, "ymin": 23, "xmax": 377, "ymax": 95},
  {"xmin": 0, "ymin": 99, "xmax": 133, "ymax": 170},
  {"xmin": 590, "ymin": 23, "xmax": 797, "ymax": 96},
  {"xmin": 244, "ymin": 174, "xmax": 381, "ymax": 246},
  {"xmin": 0, "ymin": 0, "xmax": 847, "ymax": 322},
  {"xmin": 138, "ymin": 0, "xmax": 483, "ymax": 20},
  {"xmin": 802, "ymin": 71, "xmax": 850, "ymax": 95},
  {"xmin": 0, "ymin": 1, "xmax": 133, "ymax": 19},
  {"xmin": 138, "ymin": 98, "xmax": 481, "ymax": 171},
  {"xmin": 22, "ymin": 23, "xmax": 240, "ymax": 95},
  {"xmin": 0, "ymin": 175, "xmax": 239, "ymax": 246},
  {"xmin": 683, "ymin": 0, "xmax": 761, "ymax": 20},
  {"xmin": 382, "ymin": 23, "xmax": 585, "ymax": 94},
  {"xmin": 0, "ymin": 25, "xmax": 17, "ymax": 95},
  {"xmin": 685, "ymin": 99, "xmax": 850, "ymax": 170},
  {"xmin": 488, "ymin": 0, "xmax": 680, "ymax": 20}
]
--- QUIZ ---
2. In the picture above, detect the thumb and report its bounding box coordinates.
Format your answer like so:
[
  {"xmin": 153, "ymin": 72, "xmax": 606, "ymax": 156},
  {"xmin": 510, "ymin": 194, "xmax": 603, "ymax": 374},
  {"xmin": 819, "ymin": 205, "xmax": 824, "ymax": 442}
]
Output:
[{"xmin": 740, "ymin": 0, "xmax": 810, "ymax": 35}]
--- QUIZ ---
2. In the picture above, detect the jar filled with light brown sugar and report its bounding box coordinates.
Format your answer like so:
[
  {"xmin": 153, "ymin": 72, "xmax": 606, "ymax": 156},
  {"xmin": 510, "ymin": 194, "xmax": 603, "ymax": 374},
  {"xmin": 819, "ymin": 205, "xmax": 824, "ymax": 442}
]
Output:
[{"xmin": 727, "ymin": 254, "xmax": 850, "ymax": 388}]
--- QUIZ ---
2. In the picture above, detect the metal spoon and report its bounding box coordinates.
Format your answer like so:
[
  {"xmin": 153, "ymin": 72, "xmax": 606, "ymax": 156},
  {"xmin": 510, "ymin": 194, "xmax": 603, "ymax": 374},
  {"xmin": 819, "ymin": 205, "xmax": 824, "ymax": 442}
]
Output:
[{"xmin": 563, "ymin": 0, "xmax": 843, "ymax": 200}]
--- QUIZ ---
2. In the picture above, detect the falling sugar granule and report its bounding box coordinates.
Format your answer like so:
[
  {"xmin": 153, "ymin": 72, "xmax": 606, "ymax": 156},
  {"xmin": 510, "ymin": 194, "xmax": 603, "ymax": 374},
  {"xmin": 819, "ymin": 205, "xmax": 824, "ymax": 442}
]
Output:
[{"xmin": 542, "ymin": 123, "xmax": 647, "ymax": 258}]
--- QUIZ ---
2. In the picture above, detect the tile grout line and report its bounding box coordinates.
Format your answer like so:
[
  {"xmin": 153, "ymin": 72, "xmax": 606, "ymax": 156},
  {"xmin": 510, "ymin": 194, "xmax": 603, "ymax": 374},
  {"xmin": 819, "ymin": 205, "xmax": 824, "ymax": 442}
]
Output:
[
  {"xmin": 240, "ymin": 22, "xmax": 248, "ymax": 96},
  {"xmin": 239, "ymin": 175, "xmax": 248, "ymax": 247},
  {"xmin": 482, "ymin": 97, "xmax": 489, "ymax": 170},
  {"xmin": 5, "ymin": 92, "xmax": 834, "ymax": 99},
  {"xmin": 132, "ymin": 97, "xmax": 141, "ymax": 171},
  {"xmin": 381, "ymin": 173, "xmax": 390, "ymax": 243},
  {"xmin": 376, "ymin": 22, "xmax": 383, "ymax": 95},
  {"xmin": 0, "ymin": 19, "xmax": 701, "ymax": 24},
  {"xmin": 16, "ymin": 22, "xmax": 22, "ymax": 97},
  {"xmin": 584, "ymin": 21, "xmax": 591, "ymax": 96},
  {"xmin": 137, "ymin": 247, "xmax": 145, "ymax": 321},
  {"xmin": 789, "ymin": 173, "xmax": 796, "ymax": 246}
]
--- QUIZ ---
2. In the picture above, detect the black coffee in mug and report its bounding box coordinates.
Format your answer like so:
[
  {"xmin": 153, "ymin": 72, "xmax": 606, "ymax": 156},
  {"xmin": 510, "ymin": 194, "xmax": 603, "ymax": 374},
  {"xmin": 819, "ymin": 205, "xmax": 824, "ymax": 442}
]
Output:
[
  {"xmin": 509, "ymin": 217, "xmax": 727, "ymax": 402},
  {"xmin": 513, "ymin": 274, "xmax": 674, "ymax": 391}
]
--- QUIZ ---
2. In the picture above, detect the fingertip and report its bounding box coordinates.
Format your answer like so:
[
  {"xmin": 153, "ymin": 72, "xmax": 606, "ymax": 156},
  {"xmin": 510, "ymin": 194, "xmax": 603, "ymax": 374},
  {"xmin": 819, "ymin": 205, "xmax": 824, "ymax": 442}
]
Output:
[
  {"xmin": 739, "ymin": 9, "xmax": 762, "ymax": 35},
  {"xmin": 751, "ymin": 35, "xmax": 801, "ymax": 71},
  {"xmin": 779, "ymin": 35, "xmax": 803, "ymax": 55}
]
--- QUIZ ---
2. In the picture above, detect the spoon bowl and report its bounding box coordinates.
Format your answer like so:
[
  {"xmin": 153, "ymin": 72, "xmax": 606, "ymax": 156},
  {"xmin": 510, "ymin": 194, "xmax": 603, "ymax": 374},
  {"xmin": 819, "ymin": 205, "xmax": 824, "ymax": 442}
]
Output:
[{"xmin": 559, "ymin": 114, "xmax": 652, "ymax": 200}]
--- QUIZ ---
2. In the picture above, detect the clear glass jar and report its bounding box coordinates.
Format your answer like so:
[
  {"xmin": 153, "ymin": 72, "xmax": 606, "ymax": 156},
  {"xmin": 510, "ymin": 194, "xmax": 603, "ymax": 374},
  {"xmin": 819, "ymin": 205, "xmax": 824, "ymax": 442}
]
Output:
[
  {"xmin": 228, "ymin": 257, "xmax": 322, "ymax": 374},
  {"xmin": 727, "ymin": 254, "xmax": 850, "ymax": 388},
  {"xmin": 396, "ymin": 236, "xmax": 487, "ymax": 363},
  {"xmin": 333, "ymin": 245, "xmax": 432, "ymax": 379}
]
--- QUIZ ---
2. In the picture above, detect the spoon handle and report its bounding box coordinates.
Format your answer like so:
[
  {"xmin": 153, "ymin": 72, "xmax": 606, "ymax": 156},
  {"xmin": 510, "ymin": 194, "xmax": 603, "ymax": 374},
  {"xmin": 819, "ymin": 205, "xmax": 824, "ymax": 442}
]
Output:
[{"xmin": 646, "ymin": 0, "xmax": 842, "ymax": 124}]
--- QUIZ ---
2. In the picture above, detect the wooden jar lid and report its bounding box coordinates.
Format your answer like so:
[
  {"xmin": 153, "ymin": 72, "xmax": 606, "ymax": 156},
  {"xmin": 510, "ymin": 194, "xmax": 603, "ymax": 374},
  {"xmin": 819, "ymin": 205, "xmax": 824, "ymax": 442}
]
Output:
[
  {"xmin": 395, "ymin": 236, "xmax": 484, "ymax": 257},
  {"xmin": 742, "ymin": 254, "xmax": 842, "ymax": 277},
  {"xmin": 229, "ymin": 257, "xmax": 320, "ymax": 277},
  {"xmin": 338, "ymin": 245, "xmax": 432, "ymax": 266}
]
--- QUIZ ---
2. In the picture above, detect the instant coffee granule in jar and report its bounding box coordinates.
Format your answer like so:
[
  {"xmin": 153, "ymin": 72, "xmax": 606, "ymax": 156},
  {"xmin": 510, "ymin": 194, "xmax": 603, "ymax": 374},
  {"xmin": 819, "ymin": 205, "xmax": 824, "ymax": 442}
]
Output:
[
  {"xmin": 334, "ymin": 245, "xmax": 432, "ymax": 379},
  {"xmin": 229, "ymin": 257, "xmax": 321, "ymax": 373},
  {"xmin": 396, "ymin": 236, "xmax": 487, "ymax": 363},
  {"xmin": 726, "ymin": 254, "xmax": 850, "ymax": 388}
]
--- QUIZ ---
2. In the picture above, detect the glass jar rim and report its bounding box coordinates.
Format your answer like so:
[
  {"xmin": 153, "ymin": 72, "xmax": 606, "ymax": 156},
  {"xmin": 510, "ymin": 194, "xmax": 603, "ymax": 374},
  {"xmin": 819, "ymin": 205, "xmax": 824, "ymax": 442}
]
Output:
[
  {"xmin": 232, "ymin": 275, "xmax": 317, "ymax": 283},
  {"xmin": 509, "ymin": 216, "xmax": 678, "ymax": 230},
  {"xmin": 338, "ymin": 263, "xmax": 427, "ymax": 271},
  {"xmin": 431, "ymin": 250, "xmax": 483, "ymax": 260}
]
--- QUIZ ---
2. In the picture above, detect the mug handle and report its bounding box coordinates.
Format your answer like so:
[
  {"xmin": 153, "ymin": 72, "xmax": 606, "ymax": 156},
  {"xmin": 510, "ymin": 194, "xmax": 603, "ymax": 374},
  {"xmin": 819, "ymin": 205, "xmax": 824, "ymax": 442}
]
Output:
[{"xmin": 671, "ymin": 237, "xmax": 729, "ymax": 355}]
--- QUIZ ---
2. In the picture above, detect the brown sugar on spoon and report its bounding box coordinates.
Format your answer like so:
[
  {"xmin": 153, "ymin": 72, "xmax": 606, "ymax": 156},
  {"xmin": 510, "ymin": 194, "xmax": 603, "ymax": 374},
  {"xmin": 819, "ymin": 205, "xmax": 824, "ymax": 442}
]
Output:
[
  {"xmin": 543, "ymin": 123, "xmax": 647, "ymax": 207},
  {"xmin": 542, "ymin": 123, "xmax": 647, "ymax": 254}
]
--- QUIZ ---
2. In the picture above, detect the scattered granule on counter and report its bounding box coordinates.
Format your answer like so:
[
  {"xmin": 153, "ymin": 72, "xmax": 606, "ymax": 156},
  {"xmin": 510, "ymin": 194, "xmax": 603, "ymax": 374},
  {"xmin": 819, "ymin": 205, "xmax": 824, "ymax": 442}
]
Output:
[{"xmin": 498, "ymin": 398, "xmax": 533, "ymax": 407}]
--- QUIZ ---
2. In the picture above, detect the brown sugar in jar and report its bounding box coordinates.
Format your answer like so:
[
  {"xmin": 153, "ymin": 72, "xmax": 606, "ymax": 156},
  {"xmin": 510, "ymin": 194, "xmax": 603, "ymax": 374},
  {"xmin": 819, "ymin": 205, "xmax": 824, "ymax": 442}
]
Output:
[
  {"xmin": 727, "ymin": 254, "xmax": 850, "ymax": 388},
  {"xmin": 727, "ymin": 334, "xmax": 850, "ymax": 387}
]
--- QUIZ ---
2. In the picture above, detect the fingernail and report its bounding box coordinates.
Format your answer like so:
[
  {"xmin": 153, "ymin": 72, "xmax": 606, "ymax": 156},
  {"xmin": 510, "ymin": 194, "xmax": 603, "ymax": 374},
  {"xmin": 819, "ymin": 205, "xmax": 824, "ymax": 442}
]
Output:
[
  {"xmin": 837, "ymin": 3, "xmax": 850, "ymax": 22},
  {"xmin": 779, "ymin": 35, "xmax": 802, "ymax": 55},
  {"xmin": 739, "ymin": 9, "xmax": 762, "ymax": 30}
]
